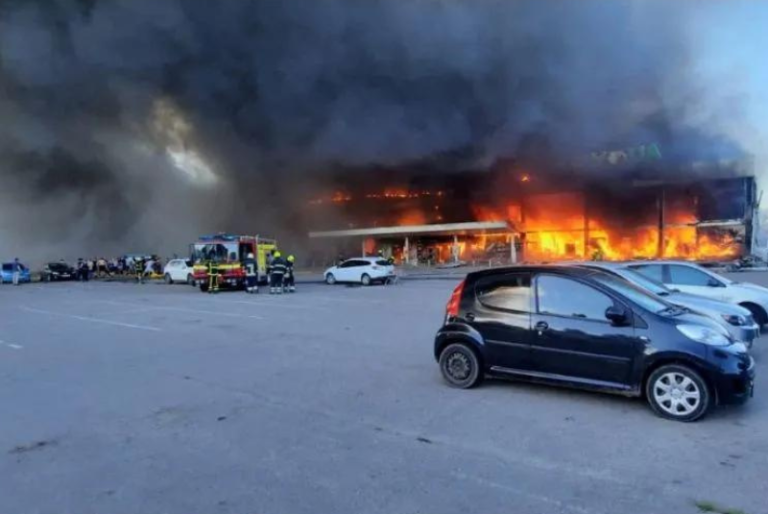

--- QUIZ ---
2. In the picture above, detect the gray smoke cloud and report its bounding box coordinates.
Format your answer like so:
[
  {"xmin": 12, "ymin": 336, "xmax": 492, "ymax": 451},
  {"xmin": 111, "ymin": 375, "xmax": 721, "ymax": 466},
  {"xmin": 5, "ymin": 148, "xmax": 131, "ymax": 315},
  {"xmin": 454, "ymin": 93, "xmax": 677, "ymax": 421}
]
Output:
[{"xmin": 0, "ymin": 0, "xmax": 757, "ymax": 263}]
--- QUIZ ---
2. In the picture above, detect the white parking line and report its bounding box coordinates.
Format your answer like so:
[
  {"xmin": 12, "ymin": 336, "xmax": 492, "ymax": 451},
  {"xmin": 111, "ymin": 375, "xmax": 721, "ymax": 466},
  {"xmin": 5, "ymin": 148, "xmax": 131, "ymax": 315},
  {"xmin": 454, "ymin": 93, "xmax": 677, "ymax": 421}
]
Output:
[
  {"xmin": 19, "ymin": 306, "xmax": 162, "ymax": 332},
  {"xmin": 0, "ymin": 339, "xmax": 23, "ymax": 350}
]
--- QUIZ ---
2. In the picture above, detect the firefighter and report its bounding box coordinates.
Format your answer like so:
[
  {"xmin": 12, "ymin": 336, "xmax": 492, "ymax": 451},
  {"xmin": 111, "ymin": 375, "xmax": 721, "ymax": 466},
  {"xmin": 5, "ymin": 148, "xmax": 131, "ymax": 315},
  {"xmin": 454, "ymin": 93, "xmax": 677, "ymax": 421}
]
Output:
[
  {"xmin": 134, "ymin": 256, "xmax": 145, "ymax": 284},
  {"xmin": 284, "ymin": 254, "xmax": 296, "ymax": 293},
  {"xmin": 269, "ymin": 251, "xmax": 287, "ymax": 294},
  {"xmin": 207, "ymin": 259, "xmax": 221, "ymax": 293},
  {"xmin": 243, "ymin": 252, "xmax": 258, "ymax": 294}
]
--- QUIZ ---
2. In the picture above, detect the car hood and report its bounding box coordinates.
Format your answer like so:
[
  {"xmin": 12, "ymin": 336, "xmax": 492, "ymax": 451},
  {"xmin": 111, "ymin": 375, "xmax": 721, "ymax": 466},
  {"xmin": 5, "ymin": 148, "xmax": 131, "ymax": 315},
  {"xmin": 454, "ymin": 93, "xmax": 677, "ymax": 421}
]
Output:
[
  {"xmin": 668, "ymin": 291, "xmax": 751, "ymax": 316},
  {"xmin": 665, "ymin": 310, "xmax": 733, "ymax": 337},
  {"xmin": 731, "ymin": 281, "xmax": 768, "ymax": 296}
]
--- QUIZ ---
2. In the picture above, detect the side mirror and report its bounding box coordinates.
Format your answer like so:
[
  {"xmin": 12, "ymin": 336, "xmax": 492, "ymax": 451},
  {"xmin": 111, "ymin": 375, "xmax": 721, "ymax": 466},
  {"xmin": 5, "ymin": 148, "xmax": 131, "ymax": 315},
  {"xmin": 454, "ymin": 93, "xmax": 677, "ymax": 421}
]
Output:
[
  {"xmin": 707, "ymin": 278, "xmax": 723, "ymax": 288},
  {"xmin": 605, "ymin": 305, "xmax": 629, "ymax": 325}
]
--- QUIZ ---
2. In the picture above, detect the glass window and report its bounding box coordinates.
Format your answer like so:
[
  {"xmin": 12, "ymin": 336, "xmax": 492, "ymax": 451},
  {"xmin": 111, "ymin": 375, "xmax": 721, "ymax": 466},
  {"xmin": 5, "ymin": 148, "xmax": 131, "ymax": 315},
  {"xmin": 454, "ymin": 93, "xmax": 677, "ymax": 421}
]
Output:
[
  {"xmin": 475, "ymin": 274, "xmax": 532, "ymax": 313},
  {"xmin": 537, "ymin": 275, "xmax": 613, "ymax": 320},
  {"xmin": 590, "ymin": 273, "xmax": 670, "ymax": 313},
  {"xmin": 629, "ymin": 264, "xmax": 665, "ymax": 283},
  {"xmin": 668, "ymin": 265, "xmax": 716, "ymax": 286},
  {"xmin": 2, "ymin": 264, "xmax": 10, "ymax": 272}
]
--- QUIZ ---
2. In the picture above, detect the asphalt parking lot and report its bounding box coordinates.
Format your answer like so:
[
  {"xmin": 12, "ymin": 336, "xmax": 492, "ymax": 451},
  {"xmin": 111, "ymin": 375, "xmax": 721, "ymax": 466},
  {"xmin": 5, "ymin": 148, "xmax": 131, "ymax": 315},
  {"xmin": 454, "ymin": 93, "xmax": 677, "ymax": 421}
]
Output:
[{"xmin": 1, "ymin": 277, "xmax": 766, "ymax": 514}]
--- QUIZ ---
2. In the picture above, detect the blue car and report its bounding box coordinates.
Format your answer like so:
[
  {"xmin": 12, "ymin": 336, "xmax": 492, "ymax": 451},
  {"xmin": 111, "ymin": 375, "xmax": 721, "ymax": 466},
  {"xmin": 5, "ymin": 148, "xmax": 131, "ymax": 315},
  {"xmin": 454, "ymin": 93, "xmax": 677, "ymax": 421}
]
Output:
[{"xmin": 1, "ymin": 262, "xmax": 32, "ymax": 283}]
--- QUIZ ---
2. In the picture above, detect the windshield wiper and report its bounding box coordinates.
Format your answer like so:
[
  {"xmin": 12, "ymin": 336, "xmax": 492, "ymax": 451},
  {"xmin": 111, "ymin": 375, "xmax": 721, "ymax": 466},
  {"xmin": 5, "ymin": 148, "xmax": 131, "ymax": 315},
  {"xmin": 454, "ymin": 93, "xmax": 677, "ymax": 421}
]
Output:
[
  {"xmin": 657, "ymin": 306, "xmax": 683, "ymax": 316},
  {"xmin": 657, "ymin": 291, "xmax": 670, "ymax": 297}
]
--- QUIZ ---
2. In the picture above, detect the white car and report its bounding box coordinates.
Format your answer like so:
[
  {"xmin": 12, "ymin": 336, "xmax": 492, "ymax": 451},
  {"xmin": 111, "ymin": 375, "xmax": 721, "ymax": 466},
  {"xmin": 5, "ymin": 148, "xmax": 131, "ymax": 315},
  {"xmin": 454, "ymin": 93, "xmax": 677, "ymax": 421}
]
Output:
[
  {"xmin": 324, "ymin": 257, "xmax": 395, "ymax": 285},
  {"xmin": 629, "ymin": 260, "xmax": 768, "ymax": 328},
  {"xmin": 579, "ymin": 262, "xmax": 760, "ymax": 347},
  {"xmin": 163, "ymin": 259, "xmax": 194, "ymax": 285}
]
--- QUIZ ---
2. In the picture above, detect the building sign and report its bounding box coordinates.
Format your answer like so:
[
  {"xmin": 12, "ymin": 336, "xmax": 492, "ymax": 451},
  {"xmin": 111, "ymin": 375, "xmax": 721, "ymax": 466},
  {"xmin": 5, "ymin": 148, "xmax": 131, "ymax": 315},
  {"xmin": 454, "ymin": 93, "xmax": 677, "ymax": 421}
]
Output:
[{"xmin": 572, "ymin": 143, "xmax": 662, "ymax": 167}]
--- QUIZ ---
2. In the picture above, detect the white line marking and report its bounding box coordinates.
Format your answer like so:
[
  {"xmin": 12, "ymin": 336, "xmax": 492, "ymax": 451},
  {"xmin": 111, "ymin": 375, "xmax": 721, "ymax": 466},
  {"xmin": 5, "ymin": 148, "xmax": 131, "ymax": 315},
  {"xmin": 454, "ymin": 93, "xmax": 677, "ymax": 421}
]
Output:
[
  {"xmin": 20, "ymin": 306, "xmax": 162, "ymax": 331},
  {"xmin": 6, "ymin": 344, "xmax": 22, "ymax": 350}
]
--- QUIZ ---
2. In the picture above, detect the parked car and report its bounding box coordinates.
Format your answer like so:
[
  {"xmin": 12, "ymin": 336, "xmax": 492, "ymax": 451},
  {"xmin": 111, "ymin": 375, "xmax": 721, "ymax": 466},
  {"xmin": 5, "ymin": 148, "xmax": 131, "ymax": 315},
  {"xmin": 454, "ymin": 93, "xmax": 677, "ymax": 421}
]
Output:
[
  {"xmin": 435, "ymin": 265, "xmax": 755, "ymax": 422},
  {"xmin": 324, "ymin": 257, "xmax": 395, "ymax": 285},
  {"xmin": 1, "ymin": 262, "xmax": 31, "ymax": 283},
  {"xmin": 163, "ymin": 259, "xmax": 194, "ymax": 284},
  {"xmin": 577, "ymin": 262, "xmax": 759, "ymax": 348},
  {"xmin": 628, "ymin": 260, "xmax": 768, "ymax": 328},
  {"xmin": 41, "ymin": 262, "xmax": 76, "ymax": 282}
]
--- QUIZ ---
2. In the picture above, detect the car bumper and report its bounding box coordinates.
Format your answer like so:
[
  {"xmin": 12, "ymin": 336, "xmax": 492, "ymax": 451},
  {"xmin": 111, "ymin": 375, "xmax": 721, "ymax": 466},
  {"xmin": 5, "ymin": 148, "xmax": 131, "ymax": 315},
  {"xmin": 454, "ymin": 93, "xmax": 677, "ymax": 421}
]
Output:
[
  {"xmin": 734, "ymin": 323, "xmax": 760, "ymax": 348},
  {"xmin": 714, "ymin": 355, "xmax": 756, "ymax": 405}
]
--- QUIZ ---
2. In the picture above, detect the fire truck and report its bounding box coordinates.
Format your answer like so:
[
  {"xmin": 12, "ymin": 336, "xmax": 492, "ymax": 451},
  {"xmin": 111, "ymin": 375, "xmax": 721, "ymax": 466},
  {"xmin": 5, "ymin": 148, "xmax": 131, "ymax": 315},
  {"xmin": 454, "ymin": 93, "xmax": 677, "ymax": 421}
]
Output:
[{"xmin": 190, "ymin": 233, "xmax": 278, "ymax": 292}]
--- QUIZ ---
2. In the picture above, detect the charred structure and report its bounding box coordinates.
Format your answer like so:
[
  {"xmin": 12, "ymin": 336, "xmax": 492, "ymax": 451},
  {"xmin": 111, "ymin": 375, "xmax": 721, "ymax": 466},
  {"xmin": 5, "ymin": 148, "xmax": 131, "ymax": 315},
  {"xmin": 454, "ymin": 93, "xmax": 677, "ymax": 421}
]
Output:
[{"xmin": 306, "ymin": 156, "xmax": 757, "ymax": 265}]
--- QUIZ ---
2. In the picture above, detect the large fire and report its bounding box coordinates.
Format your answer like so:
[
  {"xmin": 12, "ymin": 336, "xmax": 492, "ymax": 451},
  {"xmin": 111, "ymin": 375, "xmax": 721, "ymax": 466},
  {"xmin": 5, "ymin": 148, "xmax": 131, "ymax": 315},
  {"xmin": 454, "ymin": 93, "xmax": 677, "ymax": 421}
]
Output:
[
  {"xmin": 472, "ymin": 192, "xmax": 739, "ymax": 262},
  {"xmin": 307, "ymin": 184, "xmax": 743, "ymax": 264}
]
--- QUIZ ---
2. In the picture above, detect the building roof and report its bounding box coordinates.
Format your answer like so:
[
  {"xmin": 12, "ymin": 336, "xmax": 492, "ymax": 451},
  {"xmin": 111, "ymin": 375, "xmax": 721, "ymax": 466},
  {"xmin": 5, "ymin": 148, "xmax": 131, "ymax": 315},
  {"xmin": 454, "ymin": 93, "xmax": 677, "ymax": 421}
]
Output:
[{"xmin": 308, "ymin": 221, "xmax": 510, "ymax": 239}]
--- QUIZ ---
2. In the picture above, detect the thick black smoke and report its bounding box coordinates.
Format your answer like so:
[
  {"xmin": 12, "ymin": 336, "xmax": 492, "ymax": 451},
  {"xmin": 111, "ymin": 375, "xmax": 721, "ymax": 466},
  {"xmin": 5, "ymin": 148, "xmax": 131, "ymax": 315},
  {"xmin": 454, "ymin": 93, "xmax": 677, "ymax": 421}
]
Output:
[{"xmin": 0, "ymin": 0, "xmax": 750, "ymax": 261}]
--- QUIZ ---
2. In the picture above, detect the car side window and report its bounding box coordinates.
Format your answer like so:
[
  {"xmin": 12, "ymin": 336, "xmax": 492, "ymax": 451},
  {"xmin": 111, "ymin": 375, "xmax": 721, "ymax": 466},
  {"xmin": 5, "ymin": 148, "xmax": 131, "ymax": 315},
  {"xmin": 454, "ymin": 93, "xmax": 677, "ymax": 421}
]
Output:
[
  {"xmin": 536, "ymin": 275, "xmax": 614, "ymax": 321},
  {"xmin": 475, "ymin": 274, "xmax": 532, "ymax": 313},
  {"xmin": 340, "ymin": 260, "xmax": 361, "ymax": 268},
  {"xmin": 629, "ymin": 264, "xmax": 665, "ymax": 283},
  {"xmin": 668, "ymin": 265, "xmax": 716, "ymax": 286}
]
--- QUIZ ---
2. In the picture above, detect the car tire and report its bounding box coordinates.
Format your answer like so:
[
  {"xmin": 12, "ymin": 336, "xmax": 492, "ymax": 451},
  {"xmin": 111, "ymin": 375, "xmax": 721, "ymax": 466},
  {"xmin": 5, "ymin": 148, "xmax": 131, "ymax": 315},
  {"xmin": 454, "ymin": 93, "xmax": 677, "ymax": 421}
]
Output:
[
  {"xmin": 186, "ymin": 274, "xmax": 194, "ymax": 285},
  {"xmin": 438, "ymin": 343, "xmax": 483, "ymax": 389},
  {"xmin": 164, "ymin": 273, "xmax": 173, "ymax": 284},
  {"xmin": 326, "ymin": 273, "xmax": 336, "ymax": 285},
  {"xmin": 740, "ymin": 302, "xmax": 767, "ymax": 328},
  {"xmin": 199, "ymin": 282, "xmax": 209, "ymax": 293},
  {"xmin": 361, "ymin": 273, "xmax": 371, "ymax": 286},
  {"xmin": 645, "ymin": 364, "xmax": 711, "ymax": 422}
]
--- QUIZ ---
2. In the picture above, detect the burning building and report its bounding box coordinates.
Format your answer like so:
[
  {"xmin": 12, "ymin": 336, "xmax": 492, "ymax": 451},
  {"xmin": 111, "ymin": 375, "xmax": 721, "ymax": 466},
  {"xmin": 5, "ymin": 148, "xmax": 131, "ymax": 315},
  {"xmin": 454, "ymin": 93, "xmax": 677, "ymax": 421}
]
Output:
[{"xmin": 306, "ymin": 153, "xmax": 758, "ymax": 266}]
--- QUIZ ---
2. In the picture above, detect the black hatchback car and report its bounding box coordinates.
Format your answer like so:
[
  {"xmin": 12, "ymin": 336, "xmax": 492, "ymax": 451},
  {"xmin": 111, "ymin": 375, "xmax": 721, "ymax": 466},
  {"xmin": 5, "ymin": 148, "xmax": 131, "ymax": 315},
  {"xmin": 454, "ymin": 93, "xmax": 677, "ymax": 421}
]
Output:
[
  {"xmin": 42, "ymin": 262, "xmax": 76, "ymax": 281},
  {"xmin": 434, "ymin": 266, "xmax": 755, "ymax": 422}
]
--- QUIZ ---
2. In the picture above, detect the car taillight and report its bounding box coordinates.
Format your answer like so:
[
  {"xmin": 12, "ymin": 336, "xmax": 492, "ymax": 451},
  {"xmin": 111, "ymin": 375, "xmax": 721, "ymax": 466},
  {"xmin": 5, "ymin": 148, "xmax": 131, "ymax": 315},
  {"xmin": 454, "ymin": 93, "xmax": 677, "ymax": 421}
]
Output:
[{"xmin": 446, "ymin": 279, "xmax": 466, "ymax": 318}]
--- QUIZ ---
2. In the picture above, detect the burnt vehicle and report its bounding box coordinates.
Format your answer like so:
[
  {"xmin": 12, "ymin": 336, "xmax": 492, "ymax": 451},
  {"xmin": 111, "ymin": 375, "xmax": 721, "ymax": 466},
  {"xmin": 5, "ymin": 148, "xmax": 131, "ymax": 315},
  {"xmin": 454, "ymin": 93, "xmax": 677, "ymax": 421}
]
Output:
[
  {"xmin": 41, "ymin": 262, "xmax": 76, "ymax": 282},
  {"xmin": 434, "ymin": 265, "xmax": 755, "ymax": 422}
]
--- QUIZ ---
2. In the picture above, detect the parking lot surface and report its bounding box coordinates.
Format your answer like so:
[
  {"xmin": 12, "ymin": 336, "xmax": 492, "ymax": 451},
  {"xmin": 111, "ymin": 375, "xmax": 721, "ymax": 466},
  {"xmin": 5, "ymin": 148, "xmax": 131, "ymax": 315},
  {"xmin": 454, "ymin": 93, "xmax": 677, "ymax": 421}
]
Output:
[{"xmin": 1, "ymin": 278, "xmax": 766, "ymax": 514}]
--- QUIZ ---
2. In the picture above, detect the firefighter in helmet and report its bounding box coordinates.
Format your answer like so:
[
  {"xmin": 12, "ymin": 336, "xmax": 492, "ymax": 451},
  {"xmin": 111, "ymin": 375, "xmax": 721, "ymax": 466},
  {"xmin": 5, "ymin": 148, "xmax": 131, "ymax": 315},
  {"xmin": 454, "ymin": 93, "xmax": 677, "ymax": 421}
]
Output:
[
  {"xmin": 207, "ymin": 259, "xmax": 221, "ymax": 293},
  {"xmin": 269, "ymin": 251, "xmax": 287, "ymax": 294},
  {"xmin": 243, "ymin": 252, "xmax": 258, "ymax": 294},
  {"xmin": 284, "ymin": 254, "xmax": 296, "ymax": 293}
]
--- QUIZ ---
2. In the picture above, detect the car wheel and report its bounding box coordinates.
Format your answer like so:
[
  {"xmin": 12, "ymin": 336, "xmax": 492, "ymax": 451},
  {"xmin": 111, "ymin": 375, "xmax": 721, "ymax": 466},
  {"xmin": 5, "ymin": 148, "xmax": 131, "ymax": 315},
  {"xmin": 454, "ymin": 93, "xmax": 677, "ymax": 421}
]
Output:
[
  {"xmin": 361, "ymin": 273, "xmax": 371, "ymax": 286},
  {"xmin": 186, "ymin": 274, "xmax": 194, "ymax": 285},
  {"xmin": 164, "ymin": 273, "xmax": 173, "ymax": 284},
  {"xmin": 326, "ymin": 273, "xmax": 336, "ymax": 285},
  {"xmin": 199, "ymin": 282, "xmax": 209, "ymax": 293},
  {"xmin": 438, "ymin": 343, "xmax": 483, "ymax": 389},
  {"xmin": 740, "ymin": 302, "xmax": 767, "ymax": 327},
  {"xmin": 645, "ymin": 364, "xmax": 710, "ymax": 422}
]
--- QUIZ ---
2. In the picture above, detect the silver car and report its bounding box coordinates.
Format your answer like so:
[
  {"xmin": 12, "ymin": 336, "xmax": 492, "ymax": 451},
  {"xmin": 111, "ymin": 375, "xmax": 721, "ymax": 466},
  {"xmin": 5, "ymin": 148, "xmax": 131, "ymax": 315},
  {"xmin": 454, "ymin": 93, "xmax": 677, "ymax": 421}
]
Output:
[{"xmin": 578, "ymin": 262, "xmax": 759, "ymax": 348}]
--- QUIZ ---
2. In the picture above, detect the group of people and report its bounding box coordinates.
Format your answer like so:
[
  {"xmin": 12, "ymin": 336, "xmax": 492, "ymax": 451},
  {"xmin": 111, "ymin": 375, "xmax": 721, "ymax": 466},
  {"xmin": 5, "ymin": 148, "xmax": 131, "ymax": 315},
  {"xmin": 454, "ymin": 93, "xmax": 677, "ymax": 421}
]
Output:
[
  {"xmin": 266, "ymin": 251, "xmax": 296, "ymax": 294},
  {"xmin": 74, "ymin": 256, "xmax": 163, "ymax": 281}
]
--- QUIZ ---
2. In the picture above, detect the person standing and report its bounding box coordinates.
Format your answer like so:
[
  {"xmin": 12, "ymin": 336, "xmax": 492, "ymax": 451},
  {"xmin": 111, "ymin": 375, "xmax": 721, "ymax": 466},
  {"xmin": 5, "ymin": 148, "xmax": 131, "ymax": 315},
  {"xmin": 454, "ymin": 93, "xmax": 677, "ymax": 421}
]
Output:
[
  {"xmin": 243, "ymin": 252, "xmax": 258, "ymax": 294},
  {"xmin": 12, "ymin": 258, "xmax": 21, "ymax": 286},
  {"xmin": 269, "ymin": 251, "xmax": 287, "ymax": 294},
  {"xmin": 284, "ymin": 255, "xmax": 296, "ymax": 293}
]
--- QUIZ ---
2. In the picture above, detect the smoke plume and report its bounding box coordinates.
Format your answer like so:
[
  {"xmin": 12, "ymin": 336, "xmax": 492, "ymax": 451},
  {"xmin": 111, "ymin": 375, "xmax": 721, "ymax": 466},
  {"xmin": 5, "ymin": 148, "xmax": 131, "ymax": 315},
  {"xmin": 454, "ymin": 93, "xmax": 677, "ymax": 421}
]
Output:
[{"xmin": 0, "ymin": 0, "xmax": 761, "ymax": 262}]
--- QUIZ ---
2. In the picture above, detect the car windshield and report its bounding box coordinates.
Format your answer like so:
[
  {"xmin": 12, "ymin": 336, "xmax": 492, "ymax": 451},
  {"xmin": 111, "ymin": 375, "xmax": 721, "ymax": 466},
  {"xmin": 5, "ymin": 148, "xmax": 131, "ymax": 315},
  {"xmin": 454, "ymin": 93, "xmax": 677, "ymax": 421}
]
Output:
[
  {"xmin": 49, "ymin": 263, "xmax": 68, "ymax": 271},
  {"xmin": 192, "ymin": 243, "xmax": 238, "ymax": 263},
  {"xmin": 617, "ymin": 268, "xmax": 671, "ymax": 296},
  {"xmin": 590, "ymin": 272, "xmax": 674, "ymax": 313}
]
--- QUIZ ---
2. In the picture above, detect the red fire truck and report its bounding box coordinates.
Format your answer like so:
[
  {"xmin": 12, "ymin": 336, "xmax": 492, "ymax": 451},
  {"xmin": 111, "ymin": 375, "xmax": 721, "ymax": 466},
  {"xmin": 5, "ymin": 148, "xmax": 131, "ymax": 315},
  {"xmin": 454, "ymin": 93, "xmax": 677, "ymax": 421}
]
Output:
[{"xmin": 190, "ymin": 233, "xmax": 278, "ymax": 292}]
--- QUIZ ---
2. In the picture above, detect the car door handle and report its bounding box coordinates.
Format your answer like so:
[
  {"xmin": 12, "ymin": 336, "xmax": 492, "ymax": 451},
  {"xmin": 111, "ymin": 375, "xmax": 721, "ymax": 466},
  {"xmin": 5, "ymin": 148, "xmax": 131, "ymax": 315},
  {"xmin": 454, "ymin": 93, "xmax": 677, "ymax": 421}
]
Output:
[
  {"xmin": 465, "ymin": 312, "xmax": 476, "ymax": 321},
  {"xmin": 535, "ymin": 321, "xmax": 549, "ymax": 335}
]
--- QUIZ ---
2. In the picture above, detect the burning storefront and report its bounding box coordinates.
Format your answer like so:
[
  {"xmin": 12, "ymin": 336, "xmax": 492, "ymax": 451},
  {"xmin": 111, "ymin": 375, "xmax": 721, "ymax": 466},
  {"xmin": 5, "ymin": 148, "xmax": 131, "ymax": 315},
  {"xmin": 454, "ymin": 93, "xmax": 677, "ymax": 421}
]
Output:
[{"xmin": 305, "ymin": 158, "xmax": 758, "ymax": 266}]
